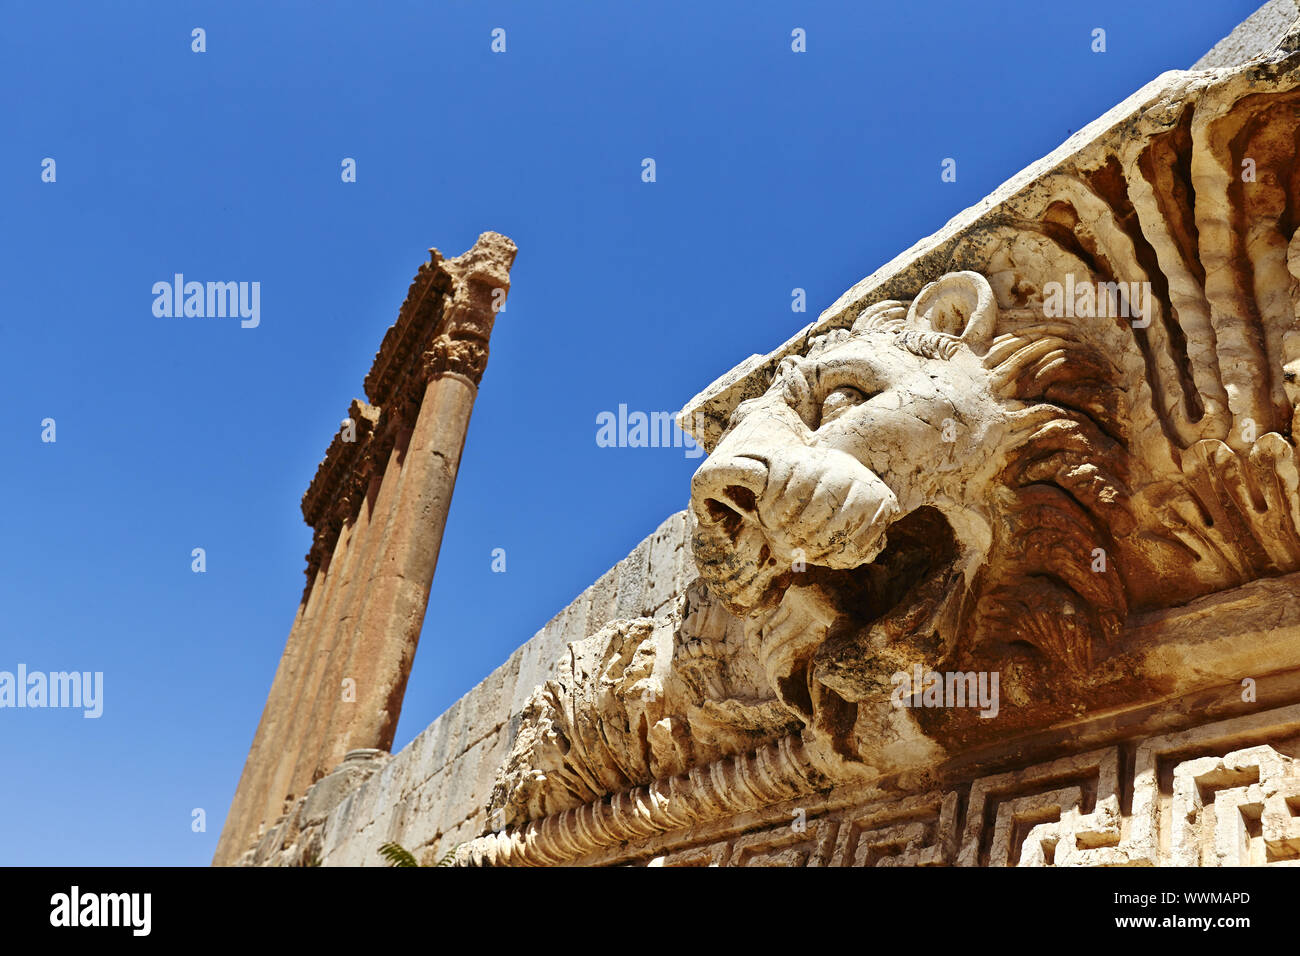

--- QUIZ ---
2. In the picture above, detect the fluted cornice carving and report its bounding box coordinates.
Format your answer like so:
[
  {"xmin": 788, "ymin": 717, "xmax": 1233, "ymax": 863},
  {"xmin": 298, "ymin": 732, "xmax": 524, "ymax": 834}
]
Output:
[{"xmin": 458, "ymin": 731, "xmax": 852, "ymax": 867}]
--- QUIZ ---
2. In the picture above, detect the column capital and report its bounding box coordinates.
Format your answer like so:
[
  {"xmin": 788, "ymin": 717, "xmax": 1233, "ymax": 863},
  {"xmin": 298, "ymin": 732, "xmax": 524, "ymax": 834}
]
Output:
[{"xmin": 423, "ymin": 335, "xmax": 490, "ymax": 385}]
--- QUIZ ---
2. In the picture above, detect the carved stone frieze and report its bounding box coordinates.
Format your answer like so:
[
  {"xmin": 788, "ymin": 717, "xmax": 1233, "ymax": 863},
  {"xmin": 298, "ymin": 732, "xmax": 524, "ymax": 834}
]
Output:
[
  {"xmin": 297, "ymin": 233, "xmax": 516, "ymax": 587},
  {"xmin": 468, "ymin": 26, "xmax": 1300, "ymax": 867},
  {"xmin": 461, "ymin": 703, "xmax": 1300, "ymax": 867},
  {"xmin": 489, "ymin": 582, "xmax": 800, "ymax": 827},
  {"xmin": 683, "ymin": 41, "xmax": 1300, "ymax": 766}
]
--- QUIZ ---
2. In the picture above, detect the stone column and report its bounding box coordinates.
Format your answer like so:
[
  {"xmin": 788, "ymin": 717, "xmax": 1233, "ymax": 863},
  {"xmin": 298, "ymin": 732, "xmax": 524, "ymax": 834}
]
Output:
[
  {"xmin": 212, "ymin": 560, "xmax": 327, "ymax": 865},
  {"xmin": 256, "ymin": 514, "xmax": 370, "ymax": 834},
  {"xmin": 324, "ymin": 233, "xmax": 516, "ymax": 764},
  {"xmin": 213, "ymin": 233, "xmax": 516, "ymax": 866},
  {"xmin": 282, "ymin": 431, "xmax": 410, "ymax": 799}
]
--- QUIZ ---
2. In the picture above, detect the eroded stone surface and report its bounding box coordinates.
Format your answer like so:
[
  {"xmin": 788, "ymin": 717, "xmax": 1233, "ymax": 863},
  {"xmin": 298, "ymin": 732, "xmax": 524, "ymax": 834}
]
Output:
[
  {"xmin": 461, "ymin": 702, "xmax": 1300, "ymax": 868},
  {"xmin": 489, "ymin": 582, "xmax": 798, "ymax": 826},
  {"xmin": 680, "ymin": 31, "xmax": 1300, "ymax": 769},
  {"xmin": 238, "ymin": 511, "xmax": 709, "ymax": 866}
]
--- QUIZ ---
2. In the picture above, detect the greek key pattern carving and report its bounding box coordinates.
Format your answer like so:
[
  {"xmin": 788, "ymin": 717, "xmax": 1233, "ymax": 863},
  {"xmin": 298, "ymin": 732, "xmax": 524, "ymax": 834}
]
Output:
[{"xmin": 458, "ymin": 704, "xmax": 1300, "ymax": 867}]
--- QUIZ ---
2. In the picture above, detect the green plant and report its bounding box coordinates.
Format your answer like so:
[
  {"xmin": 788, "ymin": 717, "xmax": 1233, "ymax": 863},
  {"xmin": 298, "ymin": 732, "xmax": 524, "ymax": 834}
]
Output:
[
  {"xmin": 378, "ymin": 841, "xmax": 461, "ymax": 867},
  {"xmin": 378, "ymin": 842, "xmax": 420, "ymax": 867}
]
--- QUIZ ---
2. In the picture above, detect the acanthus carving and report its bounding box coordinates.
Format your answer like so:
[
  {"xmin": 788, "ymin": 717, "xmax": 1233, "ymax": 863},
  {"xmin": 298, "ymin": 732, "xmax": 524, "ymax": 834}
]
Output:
[
  {"xmin": 489, "ymin": 582, "xmax": 800, "ymax": 827},
  {"xmin": 424, "ymin": 335, "xmax": 489, "ymax": 386},
  {"xmin": 419, "ymin": 229, "xmax": 514, "ymax": 388}
]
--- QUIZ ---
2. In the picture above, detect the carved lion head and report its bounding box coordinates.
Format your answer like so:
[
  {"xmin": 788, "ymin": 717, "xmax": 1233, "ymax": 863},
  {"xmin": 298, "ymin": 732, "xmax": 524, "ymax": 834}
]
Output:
[{"xmin": 689, "ymin": 271, "xmax": 1145, "ymax": 758}]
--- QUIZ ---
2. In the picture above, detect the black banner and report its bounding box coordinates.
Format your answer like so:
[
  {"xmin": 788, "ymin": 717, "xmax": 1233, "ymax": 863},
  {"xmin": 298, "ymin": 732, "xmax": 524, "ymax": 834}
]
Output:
[{"xmin": 0, "ymin": 865, "xmax": 1281, "ymax": 942}]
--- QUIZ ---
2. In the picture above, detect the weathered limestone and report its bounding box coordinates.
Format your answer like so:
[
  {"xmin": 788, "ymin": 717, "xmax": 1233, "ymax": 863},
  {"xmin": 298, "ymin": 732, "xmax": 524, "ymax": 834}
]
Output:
[
  {"xmin": 458, "ymin": 571, "xmax": 1300, "ymax": 866},
  {"xmin": 262, "ymin": 480, "xmax": 367, "ymax": 833},
  {"xmin": 283, "ymin": 459, "xmax": 393, "ymax": 817},
  {"xmin": 213, "ymin": 232, "xmax": 517, "ymax": 867},
  {"xmin": 1194, "ymin": 0, "xmax": 1300, "ymax": 68},
  {"xmin": 239, "ymin": 511, "xmax": 704, "ymax": 867},
  {"xmin": 327, "ymin": 235, "xmax": 516, "ymax": 765},
  {"xmin": 670, "ymin": 19, "xmax": 1300, "ymax": 765}
]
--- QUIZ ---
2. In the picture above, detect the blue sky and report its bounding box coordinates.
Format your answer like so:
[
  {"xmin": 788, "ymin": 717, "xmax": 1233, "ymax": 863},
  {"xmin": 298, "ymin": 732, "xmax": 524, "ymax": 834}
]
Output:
[{"xmin": 0, "ymin": 1, "xmax": 1261, "ymax": 865}]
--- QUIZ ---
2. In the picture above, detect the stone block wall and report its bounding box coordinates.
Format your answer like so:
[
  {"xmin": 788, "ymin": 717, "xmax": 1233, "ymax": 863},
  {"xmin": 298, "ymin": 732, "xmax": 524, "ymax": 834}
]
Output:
[
  {"xmin": 241, "ymin": 509, "xmax": 698, "ymax": 866},
  {"xmin": 1192, "ymin": 0, "xmax": 1299, "ymax": 67}
]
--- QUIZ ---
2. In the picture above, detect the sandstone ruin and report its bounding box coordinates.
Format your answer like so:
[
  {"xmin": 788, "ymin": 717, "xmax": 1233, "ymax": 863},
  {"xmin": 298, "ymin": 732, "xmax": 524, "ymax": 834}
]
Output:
[
  {"xmin": 217, "ymin": 5, "xmax": 1300, "ymax": 867},
  {"xmin": 213, "ymin": 232, "xmax": 517, "ymax": 866}
]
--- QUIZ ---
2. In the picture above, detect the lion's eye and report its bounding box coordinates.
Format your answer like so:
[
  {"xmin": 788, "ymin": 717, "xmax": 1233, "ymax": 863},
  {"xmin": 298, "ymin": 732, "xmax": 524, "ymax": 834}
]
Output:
[{"xmin": 819, "ymin": 386, "xmax": 868, "ymax": 425}]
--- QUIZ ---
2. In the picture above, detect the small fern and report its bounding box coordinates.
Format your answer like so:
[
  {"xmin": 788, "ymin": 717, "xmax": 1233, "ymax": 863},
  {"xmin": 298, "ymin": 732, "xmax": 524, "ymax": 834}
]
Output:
[
  {"xmin": 377, "ymin": 841, "xmax": 461, "ymax": 867},
  {"xmin": 378, "ymin": 842, "xmax": 420, "ymax": 867}
]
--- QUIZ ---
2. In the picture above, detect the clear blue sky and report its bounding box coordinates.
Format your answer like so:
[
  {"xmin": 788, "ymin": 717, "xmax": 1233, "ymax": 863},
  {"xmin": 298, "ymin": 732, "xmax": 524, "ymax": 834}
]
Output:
[{"xmin": 0, "ymin": 0, "xmax": 1261, "ymax": 865}]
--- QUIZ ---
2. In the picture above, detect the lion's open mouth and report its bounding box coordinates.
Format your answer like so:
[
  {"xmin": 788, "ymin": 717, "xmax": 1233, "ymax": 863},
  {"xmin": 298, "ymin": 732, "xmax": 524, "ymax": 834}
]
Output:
[
  {"xmin": 799, "ymin": 507, "xmax": 959, "ymax": 635},
  {"xmin": 751, "ymin": 507, "xmax": 963, "ymax": 739}
]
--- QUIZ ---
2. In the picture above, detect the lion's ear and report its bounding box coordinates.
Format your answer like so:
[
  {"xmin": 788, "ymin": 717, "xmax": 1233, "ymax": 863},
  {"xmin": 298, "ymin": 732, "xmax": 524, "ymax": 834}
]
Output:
[{"xmin": 906, "ymin": 271, "xmax": 996, "ymax": 352}]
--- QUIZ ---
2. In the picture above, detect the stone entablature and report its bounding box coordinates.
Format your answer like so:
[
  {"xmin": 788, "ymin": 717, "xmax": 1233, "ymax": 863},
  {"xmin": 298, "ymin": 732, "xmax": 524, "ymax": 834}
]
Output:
[
  {"xmin": 459, "ymin": 574, "xmax": 1300, "ymax": 866},
  {"xmin": 626, "ymin": 711, "xmax": 1300, "ymax": 868},
  {"xmin": 301, "ymin": 236, "xmax": 514, "ymax": 585},
  {"xmin": 461, "ymin": 702, "xmax": 1300, "ymax": 867}
]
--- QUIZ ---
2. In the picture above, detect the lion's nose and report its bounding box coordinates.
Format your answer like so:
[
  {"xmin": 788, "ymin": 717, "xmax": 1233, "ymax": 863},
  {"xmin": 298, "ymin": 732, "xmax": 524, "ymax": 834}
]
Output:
[{"xmin": 691, "ymin": 454, "xmax": 769, "ymax": 542}]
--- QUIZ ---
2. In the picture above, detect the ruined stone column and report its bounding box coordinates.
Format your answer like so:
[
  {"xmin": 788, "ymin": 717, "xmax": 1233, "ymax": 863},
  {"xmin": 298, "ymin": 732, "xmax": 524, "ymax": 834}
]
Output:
[
  {"xmin": 281, "ymin": 428, "xmax": 410, "ymax": 802},
  {"xmin": 213, "ymin": 233, "xmax": 517, "ymax": 866},
  {"xmin": 319, "ymin": 233, "xmax": 517, "ymax": 773},
  {"xmin": 210, "ymin": 565, "xmax": 324, "ymax": 866},
  {"xmin": 234, "ymin": 401, "xmax": 385, "ymax": 847},
  {"xmin": 254, "ymin": 506, "xmax": 361, "ymax": 830},
  {"xmin": 221, "ymin": 518, "xmax": 355, "ymax": 863}
]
